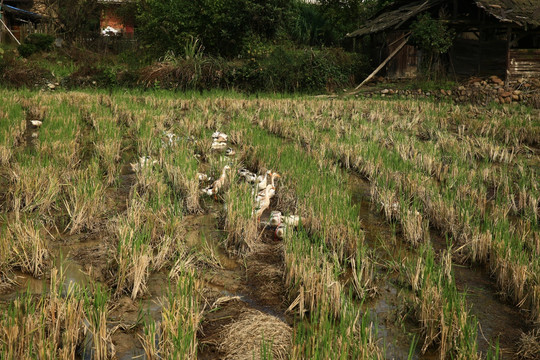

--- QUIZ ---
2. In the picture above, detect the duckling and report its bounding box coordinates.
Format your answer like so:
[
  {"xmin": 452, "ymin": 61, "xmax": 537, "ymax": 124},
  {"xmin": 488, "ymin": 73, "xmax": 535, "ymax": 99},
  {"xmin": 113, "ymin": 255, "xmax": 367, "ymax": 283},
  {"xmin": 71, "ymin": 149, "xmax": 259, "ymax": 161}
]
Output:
[
  {"xmin": 201, "ymin": 165, "xmax": 231, "ymax": 198},
  {"xmin": 254, "ymin": 185, "xmax": 274, "ymax": 219},
  {"xmin": 30, "ymin": 120, "xmax": 42, "ymax": 127},
  {"xmin": 269, "ymin": 211, "xmax": 282, "ymax": 226},
  {"xmin": 211, "ymin": 141, "xmax": 228, "ymax": 150},
  {"xmin": 225, "ymin": 148, "xmax": 235, "ymax": 156},
  {"xmin": 275, "ymin": 224, "xmax": 287, "ymax": 239}
]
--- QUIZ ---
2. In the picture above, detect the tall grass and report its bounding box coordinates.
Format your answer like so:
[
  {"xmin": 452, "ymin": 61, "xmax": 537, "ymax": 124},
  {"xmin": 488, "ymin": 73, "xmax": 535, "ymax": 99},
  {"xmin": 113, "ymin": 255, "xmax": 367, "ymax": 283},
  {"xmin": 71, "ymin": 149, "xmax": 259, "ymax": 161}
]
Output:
[
  {"xmin": 224, "ymin": 180, "xmax": 258, "ymax": 252},
  {"xmin": 140, "ymin": 269, "xmax": 202, "ymax": 359},
  {"xmin": 8, "ymin": 218, "xmax": 49, "ymax": 277},
  {"xmin": 0, "ymin": 266, "xmax": 85, "ymax": 358},
  {"xmin": 0, "ymin": 97, "xmax": 25, "ymax": 165},
  {"xmin": 83, "ymin": 284, "xmax": 113, "ymax": 359},
  {"xmin": 63, "ymin": 158, "xmax": 105, "ymax": 234}
]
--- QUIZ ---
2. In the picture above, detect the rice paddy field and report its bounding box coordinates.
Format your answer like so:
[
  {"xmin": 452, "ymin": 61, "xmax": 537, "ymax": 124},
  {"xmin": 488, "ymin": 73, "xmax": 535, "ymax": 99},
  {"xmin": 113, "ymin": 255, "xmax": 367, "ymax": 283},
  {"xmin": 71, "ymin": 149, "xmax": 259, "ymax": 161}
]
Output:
[{"xmin": 0, "ymin": 88, "xmax": 539, "ymax": 360}]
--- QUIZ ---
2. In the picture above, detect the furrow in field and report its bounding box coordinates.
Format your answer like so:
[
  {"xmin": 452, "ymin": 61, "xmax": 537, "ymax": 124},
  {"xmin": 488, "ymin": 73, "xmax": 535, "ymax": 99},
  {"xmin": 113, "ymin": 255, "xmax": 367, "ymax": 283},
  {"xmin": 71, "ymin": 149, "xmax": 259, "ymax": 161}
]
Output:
[{"xmin": 244, "ymin": 97, "xmax": 535, "ymax": 358}]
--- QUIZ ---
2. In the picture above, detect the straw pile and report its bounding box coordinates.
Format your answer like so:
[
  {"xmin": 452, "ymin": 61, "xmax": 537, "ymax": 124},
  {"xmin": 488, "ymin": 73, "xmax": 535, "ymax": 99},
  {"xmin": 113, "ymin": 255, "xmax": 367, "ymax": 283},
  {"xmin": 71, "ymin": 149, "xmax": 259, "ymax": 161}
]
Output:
[{"xmin": 219, "ymin": 309, "xmax": 292, "ymax": 360}]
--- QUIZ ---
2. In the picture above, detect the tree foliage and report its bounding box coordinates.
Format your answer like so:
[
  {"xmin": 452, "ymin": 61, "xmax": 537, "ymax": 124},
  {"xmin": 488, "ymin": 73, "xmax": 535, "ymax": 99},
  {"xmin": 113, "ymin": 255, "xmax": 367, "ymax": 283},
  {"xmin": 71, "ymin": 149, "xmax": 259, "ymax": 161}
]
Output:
[
  {"xmin": 410, "ymin": 13, "xmax": 455, "ymax": 78},
  {"xmin": 411, "ymin": 13, "xmax": 454, "ymax": 54},
  {"xmin": 56, "ymin": 0, "xmax": 101, "ymax": 42},
  {"xmin": 136, "ymin": 0, "xmax": 292, "ymax": 57},
  {"xmin": 287, "ymin": 0, "xmax": 386, "ymax": 46}
]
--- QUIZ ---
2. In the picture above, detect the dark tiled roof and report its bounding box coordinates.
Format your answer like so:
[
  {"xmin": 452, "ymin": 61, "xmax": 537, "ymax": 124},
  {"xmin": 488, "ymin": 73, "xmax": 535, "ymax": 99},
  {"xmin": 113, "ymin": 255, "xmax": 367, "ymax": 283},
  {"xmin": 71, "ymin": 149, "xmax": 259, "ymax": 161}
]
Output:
[
  {"xmin": 347, "ymin": 0, "xmax": 540, "ymax": 37},
  {"xmin": 475, "ymin": 0, "xmax": 540, "ymax": 27}
]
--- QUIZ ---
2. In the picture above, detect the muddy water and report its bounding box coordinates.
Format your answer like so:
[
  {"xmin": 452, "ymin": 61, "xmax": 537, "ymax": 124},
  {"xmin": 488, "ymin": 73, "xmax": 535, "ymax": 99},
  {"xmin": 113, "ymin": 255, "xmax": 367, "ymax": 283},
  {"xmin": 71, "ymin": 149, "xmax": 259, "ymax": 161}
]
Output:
[
  {"xmin": 350, "ymin": 176, "xmax": 428, "ymax": 359},
  {"xmin": 0, "ymin": 235, "xmax": 93, "ymax": 303},
  {"xmin": 185, "ymin": 211, "xmax": 239, "ymax": 271},
  {"xmin": 349, "ymin": 174, "xmax": 529, "ymax": 359}
]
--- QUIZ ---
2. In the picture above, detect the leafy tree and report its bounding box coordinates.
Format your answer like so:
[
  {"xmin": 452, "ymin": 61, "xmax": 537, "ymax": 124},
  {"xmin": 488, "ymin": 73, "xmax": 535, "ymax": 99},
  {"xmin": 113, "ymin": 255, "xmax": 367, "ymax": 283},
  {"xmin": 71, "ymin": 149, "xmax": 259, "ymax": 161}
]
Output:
[
  {"xmin": 288, "ymin": 0, "xmax": 384, "ymax": 46},
  {"xmin": 56, "ymin": 0, "xmax": 101, "ymax": 42},
  {"xmin": 136, "ymin": 0, "xmax": 292, "ymax": 58},
  {"xmin": 288, "ymin": 2, "xmax": 328, "ymax": 45},
  {"xmin": 410, "ymin": 13, "xmax": 455, "ymax": 77}
]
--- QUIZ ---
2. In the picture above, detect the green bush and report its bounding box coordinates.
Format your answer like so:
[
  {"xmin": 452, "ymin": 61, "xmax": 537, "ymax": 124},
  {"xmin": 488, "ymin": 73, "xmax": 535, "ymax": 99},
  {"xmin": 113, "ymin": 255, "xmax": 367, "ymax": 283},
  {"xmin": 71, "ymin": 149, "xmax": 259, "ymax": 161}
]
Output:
[
  {"xmin": 136, "ymin": 0, "xmax": 292, "ymax": 58},
  {"xmin": 26, "ymin": 33, "xmax": 55, "ymax": 52},
  {"xmin": 18, "ymin": 33, "xmax": 55, "ymax": 58},
  {"xmin": 18, "ymin": 43, "xmax": 38, "ymax": 58},
  {"xmin": 233, "ymin": 46, "xmax": 369, "ymax": 93},
  {"xmin": 410, "ymin": 13, "xmax": 455, "ymax": 78}
]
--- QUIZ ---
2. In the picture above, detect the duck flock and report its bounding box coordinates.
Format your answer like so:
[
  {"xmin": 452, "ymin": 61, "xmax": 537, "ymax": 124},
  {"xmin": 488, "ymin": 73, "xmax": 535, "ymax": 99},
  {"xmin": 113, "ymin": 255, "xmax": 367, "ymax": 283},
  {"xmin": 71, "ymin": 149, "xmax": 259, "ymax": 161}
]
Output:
[
  {"xmin": 130, "ymin": 130, "xmax": 300, "ymax": 240},
  {"xmin": 201, "ymin": 131, "xmax": 301, "ymax": 240}
]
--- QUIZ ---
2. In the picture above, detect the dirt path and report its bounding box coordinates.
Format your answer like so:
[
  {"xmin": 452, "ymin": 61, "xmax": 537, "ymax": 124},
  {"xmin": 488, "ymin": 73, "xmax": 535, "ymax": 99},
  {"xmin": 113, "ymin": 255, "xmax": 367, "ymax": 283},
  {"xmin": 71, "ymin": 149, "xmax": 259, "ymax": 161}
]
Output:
[
  {"xmin": 197, "ymin": 200, "xmax": 290, "ymax": 359},
  {"xmin": 198, "ymin": 250, "xmax": 289, "ymax": 359}
]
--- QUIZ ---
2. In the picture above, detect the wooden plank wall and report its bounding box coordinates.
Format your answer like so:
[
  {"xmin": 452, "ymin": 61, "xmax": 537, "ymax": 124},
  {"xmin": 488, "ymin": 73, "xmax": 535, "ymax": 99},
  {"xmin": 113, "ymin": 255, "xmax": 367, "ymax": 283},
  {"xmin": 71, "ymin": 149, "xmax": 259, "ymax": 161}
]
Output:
[
  {"xmin": 386, "ymin": 31, "xmax": 418, "ymax": 78},
  {"xmin": 508, "ymin": 49, "xmax": 540, "ymax": 82}
]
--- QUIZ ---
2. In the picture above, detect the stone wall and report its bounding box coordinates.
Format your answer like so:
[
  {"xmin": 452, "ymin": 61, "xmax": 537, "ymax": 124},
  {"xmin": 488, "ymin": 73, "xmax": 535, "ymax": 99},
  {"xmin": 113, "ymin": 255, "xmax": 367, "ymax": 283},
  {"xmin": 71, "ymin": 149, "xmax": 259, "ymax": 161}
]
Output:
[{"xmin": 358, "ymin": 76, "xmax": 540, "ymax": 108}]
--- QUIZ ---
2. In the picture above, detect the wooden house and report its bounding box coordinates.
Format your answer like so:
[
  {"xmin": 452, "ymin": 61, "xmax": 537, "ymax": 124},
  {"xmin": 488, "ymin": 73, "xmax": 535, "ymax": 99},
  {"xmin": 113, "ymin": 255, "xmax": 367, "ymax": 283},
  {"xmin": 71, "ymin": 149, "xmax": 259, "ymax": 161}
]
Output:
[
  {"xmin": 347, "ymin": 0, "xmax": 540, "ymax": 82},
  {"xmin": 0, "ymin": 0, "xmax": 44, "ymax": 43}
]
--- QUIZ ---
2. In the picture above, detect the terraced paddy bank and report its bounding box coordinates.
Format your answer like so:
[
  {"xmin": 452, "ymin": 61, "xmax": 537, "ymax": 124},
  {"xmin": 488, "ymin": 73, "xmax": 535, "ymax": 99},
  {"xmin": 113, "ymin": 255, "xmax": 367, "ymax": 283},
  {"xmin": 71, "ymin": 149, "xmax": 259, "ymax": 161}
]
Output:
[{"xmin": 0, "ymin": 88, "xmax": 538, "ymax": 359}]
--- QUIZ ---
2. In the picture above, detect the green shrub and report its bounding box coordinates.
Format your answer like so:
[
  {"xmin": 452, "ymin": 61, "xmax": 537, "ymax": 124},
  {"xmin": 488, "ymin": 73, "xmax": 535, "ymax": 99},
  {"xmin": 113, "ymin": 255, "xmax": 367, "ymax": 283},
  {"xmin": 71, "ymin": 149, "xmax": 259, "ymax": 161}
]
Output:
[
  {"xmin": 411, "ymin": 14, "xmax": 454, "ymax": 55},
  {"xmin": 410, "ymin": 13, "xmax": 455, "ymax": 78},
  {"xmin": 137, "ymin": 0, "xmax": 292, "ymax": 58},
  {"xmin": 18, "ymin": 33, "xmax": 55, "ymax": 58},
  {"xmin": 26, "ymin": 33, "xmax": 55, "ymax": 52},
  {"xmin": 18, "ymin": 43, "xmax": 38, "ymax": 58},
  {"xmin": 233, "ymin": 46, "xmax": 369, "ymax": 93}
]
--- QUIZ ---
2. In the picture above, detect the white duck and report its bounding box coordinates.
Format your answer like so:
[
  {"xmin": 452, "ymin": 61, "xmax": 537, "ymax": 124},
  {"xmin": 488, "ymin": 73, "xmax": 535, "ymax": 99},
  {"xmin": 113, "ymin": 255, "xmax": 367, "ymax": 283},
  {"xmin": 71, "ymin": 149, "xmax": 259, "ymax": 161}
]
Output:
[
  {"xmin": 275, "ymin": 224, "xmax": 287, "ymax": 239},
  {"xmin": 257, "ymin": 170, "xmax": 272, "ymax": 190},
  {"xmin": 131, "ymin": 156, "xmax": 157, "ymax": 172},
  {"xmin": 283, "ymin": 215, "xmax": 301, "ymax": 227},
  {"xmin": 162, "ymin": 131, "xmax": 178, "ymax": 147},
  {"xmin": 269, "ymin": 171, "xmax": 280, "ymax": 187},
  {"xmin": 212, "ymin": 131, "xmax": 228, "ymax": 143},
  {"xmin": 197, "ymin": 173, "xmax": 212, "ymax": 182},
  {"xmin": 211, "ymin": 141, "xmax": 228, "ymax": 150},
  {"xmin": 269, "ymin": 211, "xmax": 282, "ymax": 226},
  {"xmin": 255, "ymin": 185, "xmax": 275, "ymax": 201},
  {"xmin": 201, "ymin": 165, "xmax": 231, "ymax": 198},
  {"xmin": 254, "ymin": 185, "xmax": 274, "ymax": 219}
]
